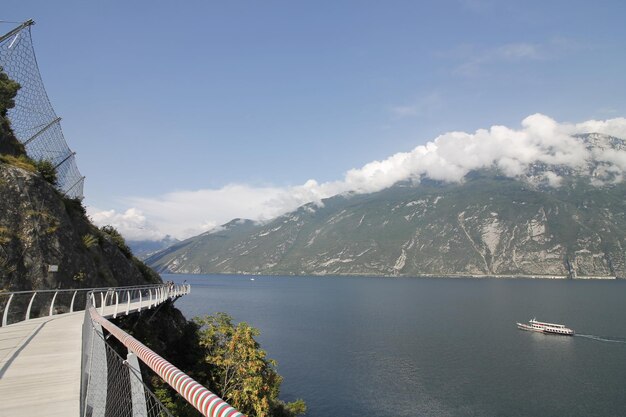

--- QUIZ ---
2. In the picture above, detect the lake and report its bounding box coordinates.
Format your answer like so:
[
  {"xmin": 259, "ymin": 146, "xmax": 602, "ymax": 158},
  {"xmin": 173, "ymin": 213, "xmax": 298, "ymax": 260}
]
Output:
[{"xmin": 165, "ymin": 274, "xmax": 626, "ymax": 417}]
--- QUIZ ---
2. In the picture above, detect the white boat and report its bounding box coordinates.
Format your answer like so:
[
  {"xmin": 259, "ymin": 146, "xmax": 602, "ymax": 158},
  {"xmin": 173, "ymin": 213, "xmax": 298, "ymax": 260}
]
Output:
[{"xmin": 517, "ymin": 318, "xmax": 574, "ymax": 336}]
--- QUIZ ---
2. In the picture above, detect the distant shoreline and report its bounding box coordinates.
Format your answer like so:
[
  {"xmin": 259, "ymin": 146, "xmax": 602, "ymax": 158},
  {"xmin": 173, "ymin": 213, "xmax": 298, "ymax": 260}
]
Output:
[{"xmin": 160, "ymin": 271, "xmax": 620, "ymax": 280}]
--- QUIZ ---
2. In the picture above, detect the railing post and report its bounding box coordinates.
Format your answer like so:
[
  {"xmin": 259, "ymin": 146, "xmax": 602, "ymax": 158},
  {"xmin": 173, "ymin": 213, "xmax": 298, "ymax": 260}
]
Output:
[
  {"xmin": 100, "ymin": 292, "xmax": 105, "ymax": 315},
  {"xmin": 113, "ymin": 291, "xmax": 119, "ymax": 319},
  {"xmin": 138, "ymin": 291, "xmax": 143, "ymax": 312},
  {"xmin": 25, "ymin": 292, "xmax": 37, "ymax": 321},
  {"xmin": 126, "ymin": 351, "xmax": 148, "ymax": 417},
  {"xmin": 2, "ymin": 293, "xmax": 14, "ymax": 326},
  {"xmin": 148, "ymin": 289, "xmax": 153, "ymax": 309},
  {"xmin": 126, "ymin": 291, "xmax": 131, "ymax": 315},
  {"xmin": 49, "ymin": 290, "xmax": 59, "ymax": 316},
  {"xmin": 70, "ymin": 290, "xmax": 78, "ymax": 313}
]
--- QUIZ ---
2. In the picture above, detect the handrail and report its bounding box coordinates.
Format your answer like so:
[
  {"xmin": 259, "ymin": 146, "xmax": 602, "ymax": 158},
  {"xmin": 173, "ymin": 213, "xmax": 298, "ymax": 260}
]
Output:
[
  {"xmin": 0, "ymin": 284, "xmax": 175, "ymax": 327},
  {"xmin": 0, "ymin": 283, "xmax": 164, "ymax": 296},
  {"xmin": 88, "ymin": 304, "xmax": 246, "ymax": 417},
  {"xmin": 81, "ymin": 283, "xmax": 191, "ymax": 416}
]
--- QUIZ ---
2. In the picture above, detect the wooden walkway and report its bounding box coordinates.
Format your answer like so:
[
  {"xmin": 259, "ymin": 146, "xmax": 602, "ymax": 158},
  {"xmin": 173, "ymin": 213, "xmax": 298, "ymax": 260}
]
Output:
[{"xmin": 0, "ymin": 299, "xmax": 166, "ymax": 417}]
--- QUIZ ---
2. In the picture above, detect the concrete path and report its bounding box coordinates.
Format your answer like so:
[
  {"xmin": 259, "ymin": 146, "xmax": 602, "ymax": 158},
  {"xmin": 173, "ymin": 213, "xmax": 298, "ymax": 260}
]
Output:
[{"xmin": 0, "ymin": 298, "xmax": 167, "ymax": 417}]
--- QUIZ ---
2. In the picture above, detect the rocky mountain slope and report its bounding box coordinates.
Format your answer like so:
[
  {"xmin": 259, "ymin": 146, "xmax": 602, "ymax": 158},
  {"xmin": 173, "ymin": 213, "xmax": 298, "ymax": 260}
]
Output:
[
  {"xmin": 148, "ymin": 134, "xmax": 626, "ymax": 279},
  {"xmin": 128, "ymin": 236, "xmax": 181, "ymax": 260},
  {"xmin": 0, "ymin": 162, "xmax": 160, "ymax": 290}
]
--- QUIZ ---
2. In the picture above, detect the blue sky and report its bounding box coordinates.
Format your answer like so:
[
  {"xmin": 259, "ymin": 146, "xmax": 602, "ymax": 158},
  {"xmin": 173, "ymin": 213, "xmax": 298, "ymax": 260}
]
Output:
[{"xmin": 3, "ymin": 1, "xmax": 626, "ymax": 239}]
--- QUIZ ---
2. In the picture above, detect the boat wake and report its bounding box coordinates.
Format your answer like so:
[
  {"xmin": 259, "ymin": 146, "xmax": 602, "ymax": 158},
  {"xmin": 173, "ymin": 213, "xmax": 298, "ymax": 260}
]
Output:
[{"xmin": 575, "ymin": 334, "xmax": 626, "ymax": 344}]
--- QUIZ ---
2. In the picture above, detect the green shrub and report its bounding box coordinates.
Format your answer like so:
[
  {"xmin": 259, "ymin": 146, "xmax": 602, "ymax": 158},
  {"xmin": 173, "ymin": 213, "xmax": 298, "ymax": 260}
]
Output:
[
  {"xmin": 0, "ymin": 226, "xmax": 12, "ymax": 245},
  {"xmin": 24, "ymin": 209, "xmax": 59, "ymax": 235},
  {"xmin": 34, "ymin": 159, "xmax": 58, "ymax": 186},
  {"xmin": 194, "ymin": 313, "xmax": 307, "ymax": 417},
  {"xmin": 100, "ymin": 225, "xmax": 132, "ymax": 258},
  {"xmin": 0, "ymin": 154, "xmax": 36, "ymax": 172},
  {"xmin": 0, "ymin": 67, "xmax": 20, "ymax": 117},
  {"xmin": 0, "ymin": 68, "xmax": 25, "ymax": 157},
  {"xmin": 73, "ymin": 271, "xmax": 86, "ymax": 282},
  {"xmin": 82, "ymin": 233, "xmax": 99, "ymax": 249},
  {"xmin": 63, "ymin": 197, "xmax": 87, "ymax": 216}
]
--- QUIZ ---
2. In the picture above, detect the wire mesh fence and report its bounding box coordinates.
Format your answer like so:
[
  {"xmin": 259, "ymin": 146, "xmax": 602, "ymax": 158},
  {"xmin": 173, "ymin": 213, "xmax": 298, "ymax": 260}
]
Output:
[
  {"xmin": 82, "ymin": 312, "xmax": 174, "ymax": 417},
  {"xmin": 0, "ymin": 20, "xmax": 84, "ymax": 199}
]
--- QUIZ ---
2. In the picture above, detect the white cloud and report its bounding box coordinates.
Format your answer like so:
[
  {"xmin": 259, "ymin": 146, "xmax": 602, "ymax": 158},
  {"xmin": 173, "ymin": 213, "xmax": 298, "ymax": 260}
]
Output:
[
  {"xmin": 543, "ymin": 171, "xmax": 563, "ymax": 188},
  {"xmin": 574, "ymin": 118, "xmax": 626, "ymax": 139},
  {"xmin": 88, "ymin": 208, "xmax": 163, "ymax": 241},
  {"xmin": 89, "ymin": 114, "xmax": 626, "ymax": 241}
]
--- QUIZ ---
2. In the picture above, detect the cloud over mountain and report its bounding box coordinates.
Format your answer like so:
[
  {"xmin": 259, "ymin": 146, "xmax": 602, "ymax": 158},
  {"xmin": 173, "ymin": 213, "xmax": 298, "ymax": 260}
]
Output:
[{"xmin": 89, "ymin": 114, "xmax": 626, "ymax": 240}]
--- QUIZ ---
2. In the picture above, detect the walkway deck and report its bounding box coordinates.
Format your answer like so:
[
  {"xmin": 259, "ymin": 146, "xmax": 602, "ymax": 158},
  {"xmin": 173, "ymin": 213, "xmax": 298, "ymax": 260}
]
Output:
[
  {"xmin": 0, "ymin": 299, "xmax": 166, "ymax": 417},
  {"xmin": 0, "ymin": 312, "xmax": 83, "ymax": 416}
]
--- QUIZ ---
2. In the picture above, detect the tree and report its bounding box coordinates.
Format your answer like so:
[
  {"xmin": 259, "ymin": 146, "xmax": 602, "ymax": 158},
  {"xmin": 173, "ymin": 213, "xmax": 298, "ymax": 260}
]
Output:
[
  {"xmin": 195, "ymin": 313, "xmax": 306, "ymax": 417},
  {"xmin": 0, "ymin": 67, "xmax": 20, "ymax": 117},
  {"xmin": 99, "ymin": 224, "xmax": 132, "ymax": 258},
  {"xmin": 34, "ymin": 159, "xmax": 58, "ymax": 185},
  {"xmin": 0, "ymin": 67, "xmax": 25, "ymax": 157}
]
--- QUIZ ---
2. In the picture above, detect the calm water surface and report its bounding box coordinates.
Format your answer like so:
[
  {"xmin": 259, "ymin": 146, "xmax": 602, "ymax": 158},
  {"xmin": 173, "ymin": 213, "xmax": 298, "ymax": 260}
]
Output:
[{"xmin": 166, "ymin": 274, "xmax": 626, "ymax": 417}]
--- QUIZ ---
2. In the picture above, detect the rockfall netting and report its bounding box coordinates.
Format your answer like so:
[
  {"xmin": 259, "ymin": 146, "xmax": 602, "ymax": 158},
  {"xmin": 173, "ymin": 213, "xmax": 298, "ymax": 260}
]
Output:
[{"xmin": 0, "ymin": 20, "xmax": 84, "ymax": 199}]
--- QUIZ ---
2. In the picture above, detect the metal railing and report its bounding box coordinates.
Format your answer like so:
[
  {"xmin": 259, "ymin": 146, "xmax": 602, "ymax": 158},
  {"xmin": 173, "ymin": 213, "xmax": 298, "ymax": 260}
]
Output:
[
  {"xmin": 81, "ymin": 283, "xmax": 189, "ymax": 417},
  {"xmin": 81, "ymin": 283, "xmax": 246, "ymax": 417},
  {"xmin": 0, "ymin": 284, "xmax": 185, "ymax": 327}
]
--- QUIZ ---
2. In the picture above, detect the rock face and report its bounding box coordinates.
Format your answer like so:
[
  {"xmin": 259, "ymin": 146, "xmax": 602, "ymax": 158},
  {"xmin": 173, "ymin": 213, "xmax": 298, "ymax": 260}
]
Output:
[
  {"xmin": 148, "ymin": 135, "xmax": 626, "ymax": 279},
  {"xmin": 0, "ymin": 163, "xmax": 160, "ymax": 291}
]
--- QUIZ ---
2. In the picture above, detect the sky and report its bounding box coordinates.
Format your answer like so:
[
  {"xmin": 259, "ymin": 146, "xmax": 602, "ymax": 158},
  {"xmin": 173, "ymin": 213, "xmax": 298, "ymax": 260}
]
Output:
[{"xmin": 2, "ymin": 1, "xmax": 626, "ymax": 241}]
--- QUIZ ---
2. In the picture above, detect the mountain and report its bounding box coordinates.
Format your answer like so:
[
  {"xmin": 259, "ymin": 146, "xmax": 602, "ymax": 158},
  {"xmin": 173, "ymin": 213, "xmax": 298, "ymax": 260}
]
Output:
[
  {"xmin": 146, "ymin": 219, "xmax": 259, "ymax": 273},
  {"xmin": 147, "ymin": 134, "xmax": 626, "ymax": 279},
  {"xmin": 128, "ymin": 236, "xmax": 180, "ymax": 260}
]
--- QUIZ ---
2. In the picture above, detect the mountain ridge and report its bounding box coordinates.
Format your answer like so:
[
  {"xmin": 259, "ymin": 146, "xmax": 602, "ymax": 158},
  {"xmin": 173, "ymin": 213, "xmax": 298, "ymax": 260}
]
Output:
[{"xmin": 147, "ymin": 133, "xmax": 626, "ymax": 279}]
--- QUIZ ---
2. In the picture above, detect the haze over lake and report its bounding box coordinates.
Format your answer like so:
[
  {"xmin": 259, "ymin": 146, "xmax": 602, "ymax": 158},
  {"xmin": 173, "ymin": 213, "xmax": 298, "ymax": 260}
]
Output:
[{"xmin": 167, "ymin": 274, "xmax": 626, "ymax": 417}]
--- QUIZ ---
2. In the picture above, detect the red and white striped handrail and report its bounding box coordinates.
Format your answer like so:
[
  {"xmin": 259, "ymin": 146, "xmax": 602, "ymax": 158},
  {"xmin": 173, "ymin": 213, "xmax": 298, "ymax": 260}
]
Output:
[{"xmin": 88, "ymin": 306, "xmax": 245, "ymax": 417}]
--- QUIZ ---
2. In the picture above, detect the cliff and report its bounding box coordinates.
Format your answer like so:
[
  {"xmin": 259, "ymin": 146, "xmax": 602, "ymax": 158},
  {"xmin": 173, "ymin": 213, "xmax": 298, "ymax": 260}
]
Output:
[{"xmin": 0, "ymin": 161, "xmax": 160, "ymax": 290}]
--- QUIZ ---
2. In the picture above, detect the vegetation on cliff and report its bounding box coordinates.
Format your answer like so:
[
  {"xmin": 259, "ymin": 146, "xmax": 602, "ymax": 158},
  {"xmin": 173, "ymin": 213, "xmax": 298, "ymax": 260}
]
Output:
[
  {"xmin": 0, "ymin": 66, "xmax": 24, "ymax": 157},
  {"xmin": 0, "ymin": 159, "xmax": 161, "ymax": 290},
  {"xmin": 114, "ymin": 304, "xmax": 306, "ymax": 417}
]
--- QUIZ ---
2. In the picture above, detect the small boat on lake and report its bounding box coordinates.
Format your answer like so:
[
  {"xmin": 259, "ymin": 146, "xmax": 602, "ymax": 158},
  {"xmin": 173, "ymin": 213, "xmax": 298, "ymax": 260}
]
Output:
[{"xmin": 517, "ymin": 318, "xmax": 574, "ymax": 336}]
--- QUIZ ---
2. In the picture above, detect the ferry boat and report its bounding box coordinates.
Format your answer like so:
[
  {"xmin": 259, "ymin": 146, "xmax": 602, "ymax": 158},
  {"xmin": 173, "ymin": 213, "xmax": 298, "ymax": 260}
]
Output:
[{"xmin": 516, "ymin": 318, "xmax": 574, "ymax": 336}]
